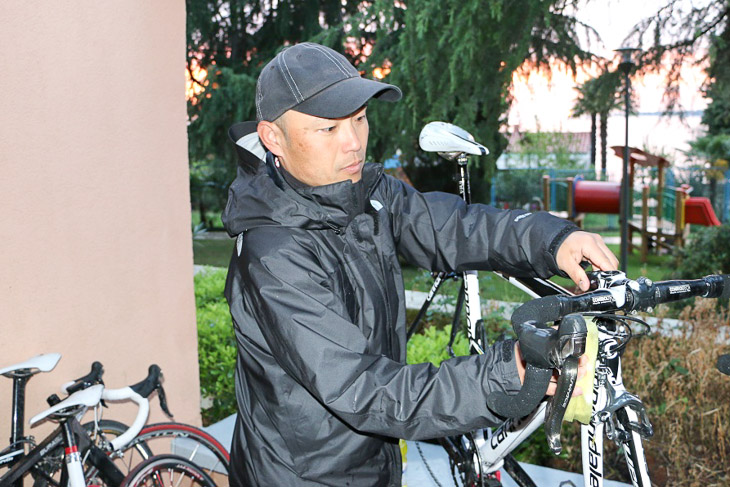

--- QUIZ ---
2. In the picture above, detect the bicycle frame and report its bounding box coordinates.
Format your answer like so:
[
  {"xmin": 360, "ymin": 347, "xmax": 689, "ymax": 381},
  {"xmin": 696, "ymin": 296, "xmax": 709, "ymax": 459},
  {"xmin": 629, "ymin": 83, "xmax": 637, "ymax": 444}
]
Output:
[{"xmin": 0, "ymin": 413, "xmax": 126, "ymax": 487}]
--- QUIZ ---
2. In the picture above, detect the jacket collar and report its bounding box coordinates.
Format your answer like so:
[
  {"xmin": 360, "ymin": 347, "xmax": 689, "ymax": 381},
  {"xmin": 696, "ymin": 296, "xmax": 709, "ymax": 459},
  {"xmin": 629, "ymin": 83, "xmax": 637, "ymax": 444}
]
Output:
[{"xmin": 267, "ymin": 152, "xmax": 383, "ymax": 230}]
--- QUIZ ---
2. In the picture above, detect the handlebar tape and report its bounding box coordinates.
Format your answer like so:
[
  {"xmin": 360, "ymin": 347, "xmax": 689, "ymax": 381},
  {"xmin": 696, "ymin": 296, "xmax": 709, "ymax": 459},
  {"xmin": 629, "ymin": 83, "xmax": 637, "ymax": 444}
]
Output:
[
  {"xmin": 486, "ymin": 364, "xmax": 552, "ymax": 419},
  {"xmin": 510, "ymin": 296, "xmax": 563, "ymax": 329},
  {"xmin": 487, "ymin": 299, "xmax": 588, "ymax": 419},
  {"xmin": 486, "ymin": 297, "xmax": 566, "ymax": 419}
]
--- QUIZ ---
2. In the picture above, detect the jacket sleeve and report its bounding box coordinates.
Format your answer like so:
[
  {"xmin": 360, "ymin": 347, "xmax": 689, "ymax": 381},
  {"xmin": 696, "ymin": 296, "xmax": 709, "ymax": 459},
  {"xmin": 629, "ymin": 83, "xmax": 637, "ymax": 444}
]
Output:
[
  {"xmin": 238, "ymin": 229, "xmax": 522, "ymax": 440},
  {"xmin": 379, "ymin": 176, "xmax": 578, "ymax": 277}
]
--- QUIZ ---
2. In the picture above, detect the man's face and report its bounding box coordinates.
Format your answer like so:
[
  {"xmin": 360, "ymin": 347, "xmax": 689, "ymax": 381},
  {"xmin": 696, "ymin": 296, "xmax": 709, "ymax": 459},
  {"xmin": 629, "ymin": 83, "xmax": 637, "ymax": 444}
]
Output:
[{"xmin": 264, "ymin": 106, "xmax": 369, "ymax": 187}]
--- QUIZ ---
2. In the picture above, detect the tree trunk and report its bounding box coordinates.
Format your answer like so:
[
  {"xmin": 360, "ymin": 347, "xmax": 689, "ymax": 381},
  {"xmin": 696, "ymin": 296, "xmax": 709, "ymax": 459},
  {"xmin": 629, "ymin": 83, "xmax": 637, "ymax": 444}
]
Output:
[
  {"xmin": 600, "ymin": 111, "xmax": 608, "ymax": 180},
  {"xmin": 590, "ymin": 112, "xmax": 597, "ymax": 170}
]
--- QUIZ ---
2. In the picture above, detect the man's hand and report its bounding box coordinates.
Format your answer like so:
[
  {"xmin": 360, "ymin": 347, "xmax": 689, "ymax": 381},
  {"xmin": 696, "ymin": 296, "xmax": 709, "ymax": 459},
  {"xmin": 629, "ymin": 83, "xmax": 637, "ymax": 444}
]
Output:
[
  {"xmin": 514, "ymin": 342, "xmax": 589, "ymax": 397},
  {"xmin": 556, "ymin": 231, "xmax": 619, "ymax": 291}
]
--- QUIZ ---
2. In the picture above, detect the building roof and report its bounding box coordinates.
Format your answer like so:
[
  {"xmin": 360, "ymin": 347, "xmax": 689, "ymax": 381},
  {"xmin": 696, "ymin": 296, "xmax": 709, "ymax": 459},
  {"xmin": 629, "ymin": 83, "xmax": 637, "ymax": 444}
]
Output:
[{"xmin": 504, "ymin": 130, "xmax": 592, "ymax": 154}]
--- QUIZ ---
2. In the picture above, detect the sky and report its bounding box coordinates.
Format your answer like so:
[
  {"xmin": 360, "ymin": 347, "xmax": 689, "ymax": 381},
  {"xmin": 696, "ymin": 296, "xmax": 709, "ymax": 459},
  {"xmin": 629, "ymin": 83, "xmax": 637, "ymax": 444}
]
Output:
[{"xmin": 507, "ymin": 0, "xmax": 710, "ymax": 177}]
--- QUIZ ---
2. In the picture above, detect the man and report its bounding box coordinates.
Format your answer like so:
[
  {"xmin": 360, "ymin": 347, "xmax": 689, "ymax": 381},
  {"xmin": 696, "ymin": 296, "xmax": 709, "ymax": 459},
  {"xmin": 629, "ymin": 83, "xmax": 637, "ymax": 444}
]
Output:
[{"xmin": 223, "ymin": 42, "xmax": 618, "ymax": 486}]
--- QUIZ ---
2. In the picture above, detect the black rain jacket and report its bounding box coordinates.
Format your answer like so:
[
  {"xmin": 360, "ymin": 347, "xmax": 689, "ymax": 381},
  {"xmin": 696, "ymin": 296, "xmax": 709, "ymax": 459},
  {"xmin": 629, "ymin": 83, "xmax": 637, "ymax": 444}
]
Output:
[{"xmin": 222, "ymin": 136, "xmax": 577, "ymax": 487}]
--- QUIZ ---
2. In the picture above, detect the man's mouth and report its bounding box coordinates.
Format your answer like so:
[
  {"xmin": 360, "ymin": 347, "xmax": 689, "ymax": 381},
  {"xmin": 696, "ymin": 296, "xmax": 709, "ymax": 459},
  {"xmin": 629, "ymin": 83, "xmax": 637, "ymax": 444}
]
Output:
[{"xmin": 342, "ymin": 160, "xmax": 363, "ymax": 174}]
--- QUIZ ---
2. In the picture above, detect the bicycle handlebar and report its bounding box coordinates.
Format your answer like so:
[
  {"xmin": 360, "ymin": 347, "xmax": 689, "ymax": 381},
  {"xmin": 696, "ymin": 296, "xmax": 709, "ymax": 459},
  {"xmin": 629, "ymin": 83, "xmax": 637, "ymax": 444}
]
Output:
[
  {"xmin": 56, "ymin": 363, "xmax": 172, "ymax": 418},
  {"xmin": 487, "ymin": 273, "xmax": 730, "ymax": 421}
]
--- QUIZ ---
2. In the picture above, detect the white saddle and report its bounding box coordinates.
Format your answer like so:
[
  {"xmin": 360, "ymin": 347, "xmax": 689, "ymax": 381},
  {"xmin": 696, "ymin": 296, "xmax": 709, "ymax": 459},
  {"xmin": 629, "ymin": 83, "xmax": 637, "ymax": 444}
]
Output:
[
  {"xmin": 0, "ymin": 353, "xmax": 62, "ymax": 377},
  {"xmin": 29, "ymin": 384, "xmax": 104, "ymax": 426},
  {"xmin": 419, "ymin": 121, "xmax": 488, "ymax": 158}
]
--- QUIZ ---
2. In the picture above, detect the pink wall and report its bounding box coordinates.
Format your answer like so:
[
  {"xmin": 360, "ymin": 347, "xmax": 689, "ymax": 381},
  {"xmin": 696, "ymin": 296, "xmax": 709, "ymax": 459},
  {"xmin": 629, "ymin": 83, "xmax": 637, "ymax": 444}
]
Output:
[{"xmin": 0, "ymin": 1, "xmax": 201, "ymax": 441}]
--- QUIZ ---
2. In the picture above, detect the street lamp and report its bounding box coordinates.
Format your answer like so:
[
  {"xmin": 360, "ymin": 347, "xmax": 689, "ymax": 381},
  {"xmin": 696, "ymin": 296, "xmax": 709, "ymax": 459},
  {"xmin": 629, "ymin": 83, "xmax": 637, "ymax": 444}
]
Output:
[{"xmin": 616, "ymin": 47, "xmax": 639, "ymax": 273}]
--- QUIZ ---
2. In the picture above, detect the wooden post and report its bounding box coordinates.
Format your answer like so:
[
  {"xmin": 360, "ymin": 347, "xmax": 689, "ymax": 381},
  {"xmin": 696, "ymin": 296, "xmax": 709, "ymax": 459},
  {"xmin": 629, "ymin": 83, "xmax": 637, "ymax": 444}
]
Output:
[
  {"xmin": 641, "ymin": 185, "xmax": 649, "ymax": 263},
  {"xmin": 542, "ymin": 175, "xmax": 550, "ymax": 212},
  {"xmin": 676, "ymin": 187, "xmax": 687, "ymax": 249}
]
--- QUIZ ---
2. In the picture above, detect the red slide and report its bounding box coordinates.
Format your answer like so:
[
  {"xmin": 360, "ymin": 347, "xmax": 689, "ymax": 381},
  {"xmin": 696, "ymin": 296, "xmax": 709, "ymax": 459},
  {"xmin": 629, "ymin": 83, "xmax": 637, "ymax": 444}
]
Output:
[{"xmin": 685, "ymin": 197, "xmax": 722, "ymax": 226}]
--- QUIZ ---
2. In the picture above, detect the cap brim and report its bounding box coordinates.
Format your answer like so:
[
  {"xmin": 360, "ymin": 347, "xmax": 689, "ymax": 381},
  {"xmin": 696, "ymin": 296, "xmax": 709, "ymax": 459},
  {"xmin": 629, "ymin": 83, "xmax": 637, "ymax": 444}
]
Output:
[{"xmin": 292, "ymin": 77, "xmax": 402, "ymax": 119}]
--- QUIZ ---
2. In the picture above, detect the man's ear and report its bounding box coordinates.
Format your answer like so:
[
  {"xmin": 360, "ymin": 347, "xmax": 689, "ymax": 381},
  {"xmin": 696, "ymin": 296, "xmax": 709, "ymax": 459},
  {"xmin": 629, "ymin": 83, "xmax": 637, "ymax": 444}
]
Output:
[{"xmin": 257, "ymin": 121, "xmax": 284, "ymax": 157}]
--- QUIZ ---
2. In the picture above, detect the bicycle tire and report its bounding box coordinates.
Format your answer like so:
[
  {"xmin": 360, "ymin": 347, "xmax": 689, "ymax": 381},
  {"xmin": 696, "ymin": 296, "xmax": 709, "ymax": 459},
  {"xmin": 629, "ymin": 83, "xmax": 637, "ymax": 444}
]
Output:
[
  {"xmin": 88, "ymin": 420, "xmax": 229, "ymax": 486},
  {"xmin": 120, "ymin": 454, "xmax": 216, "ymax": 487}
]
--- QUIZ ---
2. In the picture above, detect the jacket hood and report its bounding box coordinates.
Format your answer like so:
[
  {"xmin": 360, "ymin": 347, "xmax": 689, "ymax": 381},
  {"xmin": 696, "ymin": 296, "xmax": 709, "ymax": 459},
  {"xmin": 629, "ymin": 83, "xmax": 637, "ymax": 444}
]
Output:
[{"xmin": 221, "ymin": 122, "xmax": 383, "ymax": 237}]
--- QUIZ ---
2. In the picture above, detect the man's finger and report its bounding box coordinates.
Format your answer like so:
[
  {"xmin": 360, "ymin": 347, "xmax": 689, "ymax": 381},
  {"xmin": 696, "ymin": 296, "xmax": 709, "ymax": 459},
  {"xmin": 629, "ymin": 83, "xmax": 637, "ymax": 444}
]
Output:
[
  {"xmin": 583, "ymin": 236, "xmax": 619, "ymax": 271},
  {"xmin": 566, "ymin": 260, "xmax": 590, "ymax": 291}
]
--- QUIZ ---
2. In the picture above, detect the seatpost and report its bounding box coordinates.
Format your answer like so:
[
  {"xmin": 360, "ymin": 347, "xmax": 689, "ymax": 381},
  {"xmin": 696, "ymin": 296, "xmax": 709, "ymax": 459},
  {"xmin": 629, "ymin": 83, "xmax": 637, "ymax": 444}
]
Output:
[
  {"xmin": 457, "ymin": 153, "xmax": 472, "ymax": 204},
  {"xmin": 10, "ymin": 374, "xmax": 29, "ymax": 487},
  {"xmin": 10, "ymin": 374, "xmax": 28, "ymax": 449}
]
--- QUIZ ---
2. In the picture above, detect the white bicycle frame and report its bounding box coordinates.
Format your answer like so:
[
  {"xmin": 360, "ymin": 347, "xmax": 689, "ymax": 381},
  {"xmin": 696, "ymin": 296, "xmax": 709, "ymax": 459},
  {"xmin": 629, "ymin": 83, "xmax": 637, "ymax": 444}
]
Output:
[
  {"xmin": 463, "ymin": 270, "xmax": 484, "ymax": 354},
  {"xmin": 26, "ymin": 374, "xmax": 151, "ymax": 487}
]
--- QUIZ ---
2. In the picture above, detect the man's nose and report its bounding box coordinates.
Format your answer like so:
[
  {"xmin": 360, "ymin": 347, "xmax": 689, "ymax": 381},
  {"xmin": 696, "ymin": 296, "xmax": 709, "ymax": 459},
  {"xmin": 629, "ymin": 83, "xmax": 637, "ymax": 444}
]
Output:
[{"xmin": 340, "ymin": 121, "xmax": 362, "ymax": 153}]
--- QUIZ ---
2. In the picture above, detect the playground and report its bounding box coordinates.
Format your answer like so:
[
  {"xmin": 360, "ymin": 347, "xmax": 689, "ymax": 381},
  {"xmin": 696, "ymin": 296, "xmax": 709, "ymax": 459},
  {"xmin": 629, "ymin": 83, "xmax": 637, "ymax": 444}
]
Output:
[{"xmin": 492, "ymin": 146, "xmax": 725, "ymax": 262}]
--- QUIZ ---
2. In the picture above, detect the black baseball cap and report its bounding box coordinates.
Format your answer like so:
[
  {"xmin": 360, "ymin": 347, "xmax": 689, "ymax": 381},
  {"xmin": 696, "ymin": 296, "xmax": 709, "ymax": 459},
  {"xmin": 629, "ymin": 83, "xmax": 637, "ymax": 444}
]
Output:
[{"xmin": 255, "ymin": 42, "xmax": 402, "ymax": 122}]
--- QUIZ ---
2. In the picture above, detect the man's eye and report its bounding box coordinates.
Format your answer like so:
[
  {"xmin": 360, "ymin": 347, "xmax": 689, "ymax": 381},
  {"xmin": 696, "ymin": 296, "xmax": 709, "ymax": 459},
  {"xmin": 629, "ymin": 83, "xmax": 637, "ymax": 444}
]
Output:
[{"xmin": 319, "ymin": 126, "xmax": 336, "ymax": 133}]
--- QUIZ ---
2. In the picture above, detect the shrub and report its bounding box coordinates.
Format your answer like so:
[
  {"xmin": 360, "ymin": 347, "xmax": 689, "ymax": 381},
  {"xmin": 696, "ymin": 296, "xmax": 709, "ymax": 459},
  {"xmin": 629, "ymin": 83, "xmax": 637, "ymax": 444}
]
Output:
[
  {"xmin": 617, "ymin": 299, "xmax": 730, "ymax": 486},
  {"xmin": 406, "ymin": 325, "xmax": 469, "ymax": 366},
  {"xmin": 672, "ymin": 225, "xmax": 730, "ymax": 278},
  {"xmin": 194, "ymin": 268, "xmax": 237, "ymax": 425}
]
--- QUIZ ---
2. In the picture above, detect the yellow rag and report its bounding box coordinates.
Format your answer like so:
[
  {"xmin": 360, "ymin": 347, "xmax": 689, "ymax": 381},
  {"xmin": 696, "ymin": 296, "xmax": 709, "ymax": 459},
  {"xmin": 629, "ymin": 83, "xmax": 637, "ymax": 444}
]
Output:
[{"xmin": 563, "ymin": 317, "xmax": 598, "ymax": 424}]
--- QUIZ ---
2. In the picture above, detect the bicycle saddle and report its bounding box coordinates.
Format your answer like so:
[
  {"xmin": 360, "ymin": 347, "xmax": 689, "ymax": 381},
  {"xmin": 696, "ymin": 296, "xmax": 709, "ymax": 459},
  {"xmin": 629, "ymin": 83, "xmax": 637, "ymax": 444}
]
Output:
[
  {"xmin": 0, "ymin": 353, "xmax": 62, "ymax": 378},
  {"xmin": 30, "ymin": 384, "xmax": 104, "ymax": 426},
  {"xmin": 418, "ymin": 121, "xmax": 488, "ymax": 158}
]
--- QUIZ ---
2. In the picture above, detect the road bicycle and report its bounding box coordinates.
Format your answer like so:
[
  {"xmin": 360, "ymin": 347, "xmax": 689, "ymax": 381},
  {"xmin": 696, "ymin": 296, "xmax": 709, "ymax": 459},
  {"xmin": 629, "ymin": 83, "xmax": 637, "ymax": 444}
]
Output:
[
  {"xmin": 409, "ymin": 121, "xmax": 730, "ymax": 487},
  {"xmin": 0, "ymin": 356, "xmax": 216, "ymax": 487},
  {"xmin": 409, "ymin": 121, "xmax": 575, "ymax": 486},
  {"xmin": 53, "ymin": 361, "xmax": 230, "ymax": 486}
]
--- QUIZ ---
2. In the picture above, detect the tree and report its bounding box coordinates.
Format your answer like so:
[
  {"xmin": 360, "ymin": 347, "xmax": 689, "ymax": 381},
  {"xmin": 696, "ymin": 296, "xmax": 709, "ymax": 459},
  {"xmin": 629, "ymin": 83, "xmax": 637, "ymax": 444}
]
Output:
[
  {"xmin": 186, "ymin": 0, "xmax": 599, "ymax": 212},
  {"xmin": 362, "ymin": 0, "xmax": 598, "ymax": 201},
  {"xmin": 572, "ymin": 69, "xmax": 625, "ymax": 179},
  {"xmin": 626, "ymin": 0, "xmax": 729, "ymax": 114}
]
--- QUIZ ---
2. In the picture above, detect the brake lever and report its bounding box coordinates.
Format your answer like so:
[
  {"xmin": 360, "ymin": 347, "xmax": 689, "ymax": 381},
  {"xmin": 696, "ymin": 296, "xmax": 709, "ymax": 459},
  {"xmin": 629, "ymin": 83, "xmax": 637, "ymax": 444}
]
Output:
[
  {"xmin": 543, "ymin": 314, "xmax": 587, "ymax": 455},
  {"xmin": 544, "ymin": 356, "xmax": 580, "ymax": 455},
  {"xmin": 157, "ymin": 383, "xmax": 174, "ymax": 419}
]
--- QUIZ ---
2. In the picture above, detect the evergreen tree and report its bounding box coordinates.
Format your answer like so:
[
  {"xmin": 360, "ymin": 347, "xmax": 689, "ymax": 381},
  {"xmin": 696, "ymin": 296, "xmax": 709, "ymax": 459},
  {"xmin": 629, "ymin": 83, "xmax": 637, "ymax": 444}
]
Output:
[
  {"xmin": 186, "ymin": 0, "xmax": 598, "ymax": 214},
  {"xmin": 364, "ymin": 0, "xmax": 597, "ymax": 200}
]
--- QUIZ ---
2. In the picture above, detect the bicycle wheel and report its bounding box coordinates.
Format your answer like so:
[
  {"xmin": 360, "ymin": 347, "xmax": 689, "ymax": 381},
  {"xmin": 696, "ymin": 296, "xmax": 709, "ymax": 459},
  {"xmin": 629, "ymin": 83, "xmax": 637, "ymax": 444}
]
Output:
[
  {"xmin": 87, "ymin": 420, "xmax": 229, "ymax": 486},
  {"xmin": 120, "ymin": 454, "xmax": 215, "ymax": 487}
]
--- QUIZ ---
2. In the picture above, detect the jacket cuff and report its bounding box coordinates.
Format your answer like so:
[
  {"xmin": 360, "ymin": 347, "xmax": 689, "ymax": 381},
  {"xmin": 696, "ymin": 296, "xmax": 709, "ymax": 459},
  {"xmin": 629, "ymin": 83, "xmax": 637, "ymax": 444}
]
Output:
[{"xmin": 546, "ymin": 223, "xmax": 580, "ymax": 278}]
